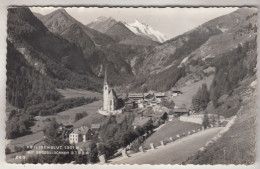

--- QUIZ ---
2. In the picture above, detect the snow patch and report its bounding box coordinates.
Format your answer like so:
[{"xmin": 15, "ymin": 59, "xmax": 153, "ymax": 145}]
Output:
[
  {"xmin": 202, "ymin": 54, "xmax": 215, "ymax": 61},
  {"xmin": 98, "ymin": 65, "xmax": 103, "ymax": 77},
  {"xmin": 125, "ymin": 19, "xmax": 168, "ymax": 43},
  {"xmin": 216, "ymin": 26, "xmax": 229, "ymax": 33},
  {"xmin": 250, "ymin": 80, "xmax": 257, "ymax": 88},
  {"xmin": 178, "ymin": 56, "xmax": 189, "ymax": 68}
]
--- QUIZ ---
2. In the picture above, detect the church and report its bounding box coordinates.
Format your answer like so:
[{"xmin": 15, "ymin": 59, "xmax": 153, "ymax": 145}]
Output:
[{"xmin": 102, "ymin": 68, "xmax": 118, "ymax": 112}]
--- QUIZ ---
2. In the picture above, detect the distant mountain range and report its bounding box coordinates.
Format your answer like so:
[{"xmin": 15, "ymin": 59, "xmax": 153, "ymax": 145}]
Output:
[
  {"xmin": 7, "ymin": 7, "xmax": 257, "ymax": 95},
  {"xmin": 34, "ymin": 9, "xmax": 156, "ymax": 86},
  {"xmin": 133, "ymin": 8, "xmax": 258, "ymax": 91},
  {"xmin": 88, "ymin": 17, "xmax": 168, "ymax": 43},
  {"xmin": 125, "ymin": 19, "xmax": 168, "ymax": 43}
]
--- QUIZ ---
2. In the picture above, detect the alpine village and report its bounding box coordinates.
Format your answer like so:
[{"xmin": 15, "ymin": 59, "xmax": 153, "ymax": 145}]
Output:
[{"xmin": 5, "ymin": 7, "xmax": 257, "ymax": 164}]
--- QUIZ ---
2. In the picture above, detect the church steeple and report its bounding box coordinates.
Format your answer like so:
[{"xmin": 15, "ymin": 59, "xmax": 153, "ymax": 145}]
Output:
[
  {"xmin": 103, "ymin": 65, "xmax": 109, "ymax": 111},
  {"xmin": 104, "ymin": 65, "xmax": 107, "ymax": 84}
]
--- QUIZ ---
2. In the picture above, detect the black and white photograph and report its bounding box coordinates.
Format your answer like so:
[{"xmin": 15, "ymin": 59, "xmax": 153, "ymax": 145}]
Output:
[{"xmin": 4, "ymin": 6, "xmax": 257, "ymax": 165}]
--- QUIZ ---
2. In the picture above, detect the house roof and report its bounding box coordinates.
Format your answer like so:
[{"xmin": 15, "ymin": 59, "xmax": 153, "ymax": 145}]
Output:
[
  {"xmin": 153, "ymin": 110, "xmax": 167, "ymax": 118},
  {"xmin": 171, "ymin": 87, "xmax": 181, "ymax": 92},
  {"xmin": 129, "ymin": 93, "xmax": 144, "ymax": 98},
  {"xmin": 91, "ymin": 124, "xmax": 101, "ymax": 129},
  {"xmin": 154, "ymin": 92, "xmax": 166, "ymax": 97},
  {"xmin": 125, "ymin": 100, "xmax": 134, "ymax": 104},
  {"xmin": 173, "ymin": 108, "xmax": 188, "ymax": 113},
  {"xmin": 70, "ymin": 126, "xmax": 90, "ymax": 135},
  {"xmin": 132, "ymin": 117, "xmax": 151, "ymax": 126},
  {"xmin": 142, "ymin": 108, "xmax": 154, "ymax": 117}
]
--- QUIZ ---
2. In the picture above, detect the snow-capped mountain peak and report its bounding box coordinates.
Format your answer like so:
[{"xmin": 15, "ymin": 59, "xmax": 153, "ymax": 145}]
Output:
[{"xmin": 125, "ymin": 19, "xmax": 168, "ymax": 43}]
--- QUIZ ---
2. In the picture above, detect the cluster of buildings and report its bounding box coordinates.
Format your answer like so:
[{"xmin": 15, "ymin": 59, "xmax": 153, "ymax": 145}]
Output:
[
  {"xmin": 125, "ymin": 91, "xmax": 167, "ymax": 109},
  {"xmin": 56, "ymin": 123, "xmax": 101, "ymax": 145},
  {"xmin": 98, "ymin": 68, "xmax": 185, "ymax": 117}
]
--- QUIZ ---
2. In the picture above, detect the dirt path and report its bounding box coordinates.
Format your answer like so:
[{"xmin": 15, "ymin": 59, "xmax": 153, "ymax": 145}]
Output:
[{"xmin": 110, "ymin": 127, "xmax": 222, "ymax": 164}]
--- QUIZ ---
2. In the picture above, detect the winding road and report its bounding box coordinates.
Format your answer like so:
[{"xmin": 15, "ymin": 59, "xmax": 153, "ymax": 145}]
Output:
[{"xmin": 110, "ymin": 127, "xmax": 222, "ymax": 164}]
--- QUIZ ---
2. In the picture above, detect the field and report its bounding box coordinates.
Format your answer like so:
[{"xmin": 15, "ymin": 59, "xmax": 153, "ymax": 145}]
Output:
[
  {"xmin": 6, "ymin": 131, "xmax": 44, "ymax": 151},
  {"xmin": 172, "ymin": 75, "xmax": 213, "ymax": 107},
  {"xmin": 184, "ymin": 77, "xmax": 256, "ymax": 164},
  {"xmin": 143, "ymin": 119, "xmax": 202, "ymax": 149},
  {"xmin": 31, "ymin": 100, "xmax": 103, "ymax": 133},
  {"xmin": 7, "ymin": 89, "xmax": 103, "ymax": 152},
  {"xmin": 57, "ymin": 88, "xmax": 102, "ymax": 99}
]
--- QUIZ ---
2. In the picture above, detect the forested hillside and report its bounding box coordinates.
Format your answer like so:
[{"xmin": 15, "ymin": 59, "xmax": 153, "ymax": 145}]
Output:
[
  {"xmin": 7, "ymin": 8, "xmax": 102, "ymax": 90},
  {"xmin": 6, "ymin": 8, "xmax": 102, "ymax": 139},
  {"xmin": 6, "ymin": 41, "xmax": 61, "ymax": 109},
  {"xmin": 131, "ymin": 8, "xmax": 257, "ymax": 92},
  {"xmin": 210, "ymin": 37, "xmax": 257, "ymax": 107}
]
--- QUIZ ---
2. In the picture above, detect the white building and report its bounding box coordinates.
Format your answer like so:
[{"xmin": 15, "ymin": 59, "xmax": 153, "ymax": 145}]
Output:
[
  {"xmin": 69, "ymin": 126, "xmax": 92, "ymax": 144},
  {"xmin": 103, "ymin": 68, "xmax": 118, "ymax": 112}
]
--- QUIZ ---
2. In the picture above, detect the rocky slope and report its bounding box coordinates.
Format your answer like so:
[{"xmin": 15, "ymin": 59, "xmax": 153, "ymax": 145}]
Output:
[
  {"xmin": 7, "ymin": 8, "xmax": 101, "ymax": 90},
  {"xmin": 125, "ymin": 19, "xmax": 169, "ymax": 43},
  {"xmin": 36, "ymin": 9, "xmax": 158, "ymax": 86},
  {"xmin": 87, "ymin": 16, "xmax": 118, "ymax": 34},
  {"xmin": 87, "ymin": 16, "xmax": 160, "ymax": 45},
  {"xmin": 133, "ymin": 8, "xmax": 258, "ymax": 91},
  {"xmin": 22, "ymin": 8, "xmax": 258, "ymax": 92}
]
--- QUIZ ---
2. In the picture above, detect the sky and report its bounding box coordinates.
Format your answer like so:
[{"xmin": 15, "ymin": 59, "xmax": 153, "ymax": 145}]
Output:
[{"xmin": 30, "ymin": 7, "xmax": 238, "ymax": 39}]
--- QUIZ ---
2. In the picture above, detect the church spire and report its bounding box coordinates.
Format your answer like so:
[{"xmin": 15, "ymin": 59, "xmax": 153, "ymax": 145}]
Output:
[{"xmin": 104, "ymin": 65, "xmax": 107, "ymax": 84}]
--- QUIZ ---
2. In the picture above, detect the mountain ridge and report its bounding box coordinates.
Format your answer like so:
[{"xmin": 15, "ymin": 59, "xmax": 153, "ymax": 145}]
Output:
[
  {"xmin": 36, "ymin": 9, "xmax": 150, "ymax": 86},
  {"xmin": 131, "ymin": 8, "xmax": 257, "ymax": 92},
  {"xmin": 125, "ymin": 19, "xmax": 169, "ymax": 43},
  {"xmin": 87, "ymin": 16, "xmax": 167, "ymax": 43},
  {"xmin": 8, "ymin": 8, "xmax": 101, "ymax": 90}
]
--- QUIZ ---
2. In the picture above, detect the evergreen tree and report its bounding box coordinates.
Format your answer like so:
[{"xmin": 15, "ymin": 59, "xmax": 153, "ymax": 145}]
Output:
[
  {"xmin": 202, "ymin": 112, "xmax": 210, "ymax": 128},
  {"xmin": 192, "ymin": 83, "xmax": 210, "ymax": 112},
  {"xmin": 43, "ymin": 118, "xmax": 61, "ymax": 145}
]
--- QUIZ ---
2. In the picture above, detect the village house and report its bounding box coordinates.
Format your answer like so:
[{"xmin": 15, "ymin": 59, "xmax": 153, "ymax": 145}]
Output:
[
  {"xmin": 57, "ymin": 123, "xmax": 73, "ymax": 140},
  {"xmin": 172, "ymin": 108, "xmax": 189, "ymax": 116},
  {"xmin": 141, "ymin": 107, "xmax": 168, "ymax": 122},
  {"xmin": 128, "ymin": 93, "xmax": 144, "ymax": 101},
  {"xmin": 144, "ymin": 91, "xmax": 154, "ymax": 99},
  {"xmin": 167, "ymin": 108, "xmax": 189, "ymax": 120},
  {"xmin": 137, "ymin": 100, "xmax": 145, "ymax": 109},
  {"xmin": 69, "ymin": 126, "xmax": 93, "ymax": 144},
  {"xmin": 154, "ymin": 92, "xmax": 166, "ymax": 102},
  {"xmin": 91, "ymin": 124, "xmax": 101, "ymax": 133},
  {"xmin": 168, "ymin": 114, "xmax": 175, "ymax": 121},
  {"xmin": 171, "ymin": 88, "xmax": 182, "ymax": 97},
  {"xmin": 125, "ymin": 99, "xmax": 137, "ymax": 109},
  {"xmin": 132, "ymin": 117, "xmax": 151, "ymax": 130},
  {"xmin": 58, "ymin": 123, "xmax": 73, "ymax": 133}
]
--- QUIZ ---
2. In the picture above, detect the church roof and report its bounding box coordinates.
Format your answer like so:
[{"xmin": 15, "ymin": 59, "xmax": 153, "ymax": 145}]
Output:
[{"xmin": 108, "ymin": 89, "xmax": 117, "ymax": 99}]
